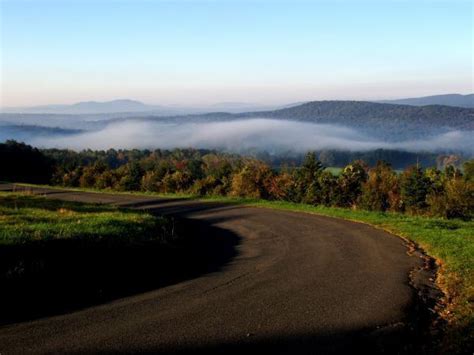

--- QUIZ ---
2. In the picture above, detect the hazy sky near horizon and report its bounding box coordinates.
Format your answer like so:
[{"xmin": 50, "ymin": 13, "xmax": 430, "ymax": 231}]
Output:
[{"xmin": 1, "ymin": 0, "xmax": 472, "ymax": 107}]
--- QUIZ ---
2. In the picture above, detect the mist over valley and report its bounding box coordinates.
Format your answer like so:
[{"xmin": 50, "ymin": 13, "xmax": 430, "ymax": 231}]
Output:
[{"xmin": 2, "ymin": 99, "xmax": 473, "ymax": 160}]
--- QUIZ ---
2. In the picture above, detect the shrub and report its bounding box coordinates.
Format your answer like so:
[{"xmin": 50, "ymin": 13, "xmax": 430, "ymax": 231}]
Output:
[{"xmin": 428, "ymin": 178, "xmax": 474, "ymax": 220}]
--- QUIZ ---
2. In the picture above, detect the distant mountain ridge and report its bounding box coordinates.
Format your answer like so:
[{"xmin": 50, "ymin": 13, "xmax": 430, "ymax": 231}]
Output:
[
  {"xmin": 378, "ymin": 93, "xmax": 474, "ymax": 108},
  {"xmin": 2, "ymin": 99, "xmax": 157, "ymax": 114},
  {"xmin": 3, "ymin": 93, "xmax": 472, "ymax": 115},
  {"xmin": 66, "ymin": 99, "xmax": 151, "ymax": 113},
  {"xmin": 105, "ymin": 100, "xmax": 474, "ymax": 141},
  {"xmin": 1, "ymin": 100, "xmax": 280, "ymax": 115}
]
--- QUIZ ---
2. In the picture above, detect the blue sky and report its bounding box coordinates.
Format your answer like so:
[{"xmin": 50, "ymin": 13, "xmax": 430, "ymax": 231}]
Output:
[{"xmin": 1, "ymin": 0, "xmax": 472, "ymax": 106}]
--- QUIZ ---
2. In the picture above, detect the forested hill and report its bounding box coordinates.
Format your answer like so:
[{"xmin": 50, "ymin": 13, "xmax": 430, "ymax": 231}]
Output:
[
  {"xmin": 379, "ymin": 93, "xmax": 474, "ymax": 108},
  {"xmin": 105, "ymin": 100, "xmax": 473, "ymax": 141},
  {"xmin": 107, "ymin": 100, "xmax": 474, "ymax": 130},
  {"xmin": 3, "ymin": 101, "xmax": 474, "ymax": 143},
  {"xmin": 244, "ymin": 101, "xmax": 474, "ymax": 131}
]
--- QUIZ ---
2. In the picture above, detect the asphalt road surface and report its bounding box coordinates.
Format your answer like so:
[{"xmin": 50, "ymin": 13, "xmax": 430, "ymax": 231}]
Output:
[{"xmin": 0, "ymin": 184, "xmax": 435, "ymax": 354}]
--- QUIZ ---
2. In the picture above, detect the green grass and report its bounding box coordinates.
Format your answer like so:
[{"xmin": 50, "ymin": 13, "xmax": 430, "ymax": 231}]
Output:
[{"xmin": 0, "ymin": 192, "xmax": 165, "ymax": 246}]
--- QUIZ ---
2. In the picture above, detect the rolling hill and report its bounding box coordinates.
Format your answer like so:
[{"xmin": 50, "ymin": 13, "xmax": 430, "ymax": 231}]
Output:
[
  {"xmin": 2, "ymin": 100, "xmax": 473, "ymax": 150},
  {"xmin": 106, "ymin": 100, "xmax": 474, "ymax": 140},
  {"xmin": 378, "ymin": 93, "xmax": 474, "ymax": 108}
]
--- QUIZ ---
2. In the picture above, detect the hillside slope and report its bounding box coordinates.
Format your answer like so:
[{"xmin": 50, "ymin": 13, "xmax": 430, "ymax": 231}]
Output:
[{"xmin": 379, "ymin": 94, "xmax": 474, "ymax": 108}]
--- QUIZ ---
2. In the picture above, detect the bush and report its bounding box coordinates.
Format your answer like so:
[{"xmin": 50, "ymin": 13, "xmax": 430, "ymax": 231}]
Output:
[{"xmin": 428, "ymin": 178, "xmax": 474, "ymax": 220}]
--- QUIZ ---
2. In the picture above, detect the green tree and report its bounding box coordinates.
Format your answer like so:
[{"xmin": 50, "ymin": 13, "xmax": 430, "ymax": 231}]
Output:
[
  {"xmin": 294, "ymin": 152, "xmax": 325, "ymax": 203},
  {"xmin": 337, "ymin": 160, "xmax": 368, "ymax": 207},
  {"xmin": 116, "ymin": 162, "xmax": 143, "ymax": 191},
  {"xmin": 317, "ymin": 170, "xmax": 338, "ymax": 206},
  {"xmin": 463, "ymin": 159, "xmax": 474, "ymax": 182},
  {"xmin": 400, "ymin": 166, "xmax": 432, "ymax": 213}
]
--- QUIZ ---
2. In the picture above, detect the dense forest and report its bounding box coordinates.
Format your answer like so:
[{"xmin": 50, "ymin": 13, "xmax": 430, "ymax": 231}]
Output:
[
  {"xmin": 248, "ymin": 149, "xmax": 441, "ymax": 170},
  {"xmin": 249, "ymin": 101, "xmax": 474, "ymax": 134},
  {"xmin": 1, "ymin": 140, "xmax": 473, "ymax": 219}
]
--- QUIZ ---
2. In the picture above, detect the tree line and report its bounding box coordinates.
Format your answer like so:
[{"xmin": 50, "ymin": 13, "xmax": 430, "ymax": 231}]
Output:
[{"xmin": 1, "ymin": 140, "xmax": 473, "ymax": 219}]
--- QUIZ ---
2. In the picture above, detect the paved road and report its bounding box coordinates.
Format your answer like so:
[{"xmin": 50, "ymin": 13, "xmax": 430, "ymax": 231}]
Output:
[{"xmin": 0, "ymin": 184, "xmax": 432, "ymax": 354}]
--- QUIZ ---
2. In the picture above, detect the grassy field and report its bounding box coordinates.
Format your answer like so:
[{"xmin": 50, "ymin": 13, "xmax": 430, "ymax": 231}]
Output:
[{"xmin": 0, "ymin": 191, "xmax": 165, "ymax": 246}]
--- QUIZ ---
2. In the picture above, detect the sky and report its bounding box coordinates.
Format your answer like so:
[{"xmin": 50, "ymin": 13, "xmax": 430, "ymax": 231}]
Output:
[{"xmin": 0, "ymin": 0, "xmax": 472, "ymax": 107}]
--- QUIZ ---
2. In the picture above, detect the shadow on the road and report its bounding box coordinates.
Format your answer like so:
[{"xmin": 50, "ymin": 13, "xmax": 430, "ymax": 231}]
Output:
[
  {"xmin": 87, "ymin": 326, "xmax": 435, "ymax": 354},
  {"xmin": 115, "ymin": 197, "xmax": 192, "ymax": 208},
  {"xmin": 0, "ymin": 213, "xmax": 241, "ymax": 325}
]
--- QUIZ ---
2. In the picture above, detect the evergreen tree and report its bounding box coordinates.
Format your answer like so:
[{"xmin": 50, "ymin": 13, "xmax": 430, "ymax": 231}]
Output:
[
  {"xmin": 294, "ymin": 152, "xmax": 325, "ymax": 203},
  {"xmin": 400, "ymin": 166, "xmax": 432, "ymax": 213}
]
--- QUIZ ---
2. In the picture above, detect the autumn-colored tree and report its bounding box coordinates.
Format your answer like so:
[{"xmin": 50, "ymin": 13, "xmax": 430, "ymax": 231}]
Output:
[
  {"xmin": 360, "ymin": 161, "xmax": 400, "ymax": 212},
  {"xmin": 170, "ymin": 171, "xmax": 194, "ymax": 192},
  {"xmin": 191, "ymin": 176, "xmax": 220, "ymax": 196},
  {"xmin": 115, "ymin": 162, "xmax": 143, "ymax": 191},
  {"xmin": 230, "ymin": 161, "xmax": 273, "ymax": 199},
  {"xmin": 427, "ymin": 177, "xmax": 474, "ymax": 219},
  {"xmin": 95, "ymin": 170, "xmax": 118, "ymax": 190},
  {"xmin": 141, "ymin": 171, "xmax": 161, "ymax": 192},
  {"xmin": 79, "ymin": 162, "xmax": 107, "ymax": 188},
  {"xmin": 202, "ymin": 154, "xmax": 234, "ymax": 180},
  {"xmin": 266, "ymin": 171, "xmax": 296, "ymax": 201},
  {"xmin": 61, "ymin": 167, "xmax": 83, "ymax": 187}
]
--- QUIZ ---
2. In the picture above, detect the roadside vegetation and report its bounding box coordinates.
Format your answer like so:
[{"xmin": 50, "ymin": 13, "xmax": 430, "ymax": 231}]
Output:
[
  {"xmin": 0, "ymin": 191, "xmax": 165, "ymax": 246},
  {"xmin": 1, "ymin": 140, "xmax": 473, "ymax": 345},
  {"xmin": 0, "ymin": 191, "xmax": 194, "ymax": 323},
  {"xmin": 1, "ymin": 141, "xmax": 471, "ymax": 219}
]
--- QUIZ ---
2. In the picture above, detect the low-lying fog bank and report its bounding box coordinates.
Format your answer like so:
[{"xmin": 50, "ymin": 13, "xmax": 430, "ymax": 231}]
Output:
[{"xmin": 2, "ymin": 119, "xmax": 473, "ymax": 154}]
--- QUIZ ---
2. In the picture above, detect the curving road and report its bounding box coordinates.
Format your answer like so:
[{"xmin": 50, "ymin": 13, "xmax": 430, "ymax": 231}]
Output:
[{"xmin": 0, "ymin": 184, "xmax": 433, "ymax": 354}]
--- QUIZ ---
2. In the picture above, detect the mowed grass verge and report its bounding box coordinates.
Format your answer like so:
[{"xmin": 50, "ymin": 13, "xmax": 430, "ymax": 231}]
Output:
[{"xmin": 0, "ymin": 191, "xmax": 164, "ymax": 246}]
